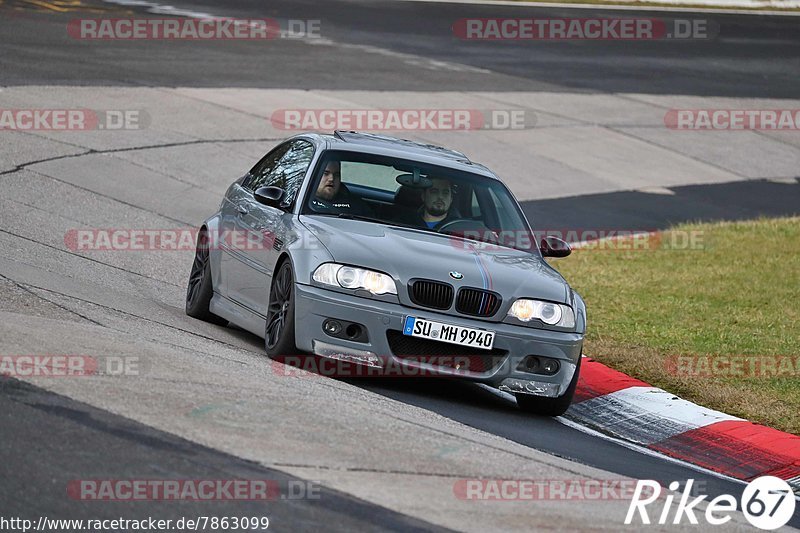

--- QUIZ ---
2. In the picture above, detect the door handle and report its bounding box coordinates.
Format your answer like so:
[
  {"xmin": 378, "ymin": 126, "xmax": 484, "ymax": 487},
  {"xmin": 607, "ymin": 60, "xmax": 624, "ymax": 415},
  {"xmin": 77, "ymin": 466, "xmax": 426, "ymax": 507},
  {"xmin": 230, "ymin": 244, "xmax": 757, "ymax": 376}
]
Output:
[{"xmin": 235, "ymin": 204, "xmax": 249, "ymax": 215}]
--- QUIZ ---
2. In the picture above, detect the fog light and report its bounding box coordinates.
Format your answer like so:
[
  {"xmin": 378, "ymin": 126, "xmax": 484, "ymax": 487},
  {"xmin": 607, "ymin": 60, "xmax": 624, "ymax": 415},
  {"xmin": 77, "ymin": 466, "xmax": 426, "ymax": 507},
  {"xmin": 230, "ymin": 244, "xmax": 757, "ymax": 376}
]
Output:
[
  {"xmin": 542, "ymin": 359, "xmax": 560, "ymax": 375},
  {"xmin": 323, "ymin": 320, "xmax": 342, "ymax": 335},
  {"xmin": 516, "ymin": 356, "xmax": 540, "ymax": 373},
  {"xmin": 517, "ymin": 356, "xmax": 560, "ymax": 376},
  {"xmin": 345, "ymin": 324, "xmax": 362, "ymax": 339}
]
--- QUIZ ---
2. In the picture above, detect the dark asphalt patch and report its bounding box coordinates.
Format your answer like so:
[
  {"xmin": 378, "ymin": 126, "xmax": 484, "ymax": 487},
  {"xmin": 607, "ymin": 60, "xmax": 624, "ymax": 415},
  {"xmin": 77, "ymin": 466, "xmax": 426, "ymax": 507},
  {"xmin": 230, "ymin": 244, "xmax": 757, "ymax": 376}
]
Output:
[
  {"xmin": 350, "ymin": 377, "xmax": 800, "ymax": 528},
  {"xmin": 0, "ymin": 377, "xmax": 451, "ymax": 533}
]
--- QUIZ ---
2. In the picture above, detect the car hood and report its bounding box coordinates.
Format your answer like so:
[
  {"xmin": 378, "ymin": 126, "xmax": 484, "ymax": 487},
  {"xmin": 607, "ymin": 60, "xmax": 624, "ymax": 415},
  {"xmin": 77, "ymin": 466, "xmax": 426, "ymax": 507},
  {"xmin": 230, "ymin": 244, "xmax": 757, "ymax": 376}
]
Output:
[{"xmin": 300, "ymin": 215, "xmax": 570, "ymax": 304}]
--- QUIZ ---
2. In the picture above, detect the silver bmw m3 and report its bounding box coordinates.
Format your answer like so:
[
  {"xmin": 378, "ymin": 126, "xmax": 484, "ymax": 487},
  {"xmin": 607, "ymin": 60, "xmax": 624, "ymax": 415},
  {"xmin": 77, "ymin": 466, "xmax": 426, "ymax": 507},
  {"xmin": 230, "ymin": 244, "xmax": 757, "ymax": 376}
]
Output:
[{"xmin": 186, "ymin": 131, "xmax": 586, "ymax": 415}]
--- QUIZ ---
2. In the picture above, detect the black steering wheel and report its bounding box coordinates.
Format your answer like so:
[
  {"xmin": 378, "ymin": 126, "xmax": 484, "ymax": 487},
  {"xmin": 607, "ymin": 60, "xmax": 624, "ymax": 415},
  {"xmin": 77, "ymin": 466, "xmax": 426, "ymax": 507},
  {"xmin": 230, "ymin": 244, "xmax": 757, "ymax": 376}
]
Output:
[
  {"xmin": 436, "ymin": 219, "xmax": 467, "ymax": 233},
  {"xmin": 436, "ymin": 219, "xmax": 494, "ymax": 237}
]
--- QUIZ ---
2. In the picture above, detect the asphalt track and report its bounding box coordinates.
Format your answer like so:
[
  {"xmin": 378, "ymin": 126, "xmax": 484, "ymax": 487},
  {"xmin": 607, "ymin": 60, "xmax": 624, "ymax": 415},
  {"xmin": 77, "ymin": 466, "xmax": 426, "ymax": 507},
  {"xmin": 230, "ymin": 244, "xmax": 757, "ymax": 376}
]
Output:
[
  {"xmin": 0, "ymin": 378, "xmax": 445, "ymax": 532},
  {"xmin": 2, "ymin": 0, "xmax": 799, "ymax": 97},
  {"xmin": 1, "ymin": 0, "xmax": 799, "ymax": 531}
]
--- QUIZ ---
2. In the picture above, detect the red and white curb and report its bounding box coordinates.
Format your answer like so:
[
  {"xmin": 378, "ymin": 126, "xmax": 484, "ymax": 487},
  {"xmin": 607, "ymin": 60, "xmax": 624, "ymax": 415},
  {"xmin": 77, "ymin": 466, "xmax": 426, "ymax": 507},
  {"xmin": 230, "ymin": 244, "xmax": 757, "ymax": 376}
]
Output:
[{"xmin": 569, "ymin": 356, "xmax": 800, "ymax": 495}]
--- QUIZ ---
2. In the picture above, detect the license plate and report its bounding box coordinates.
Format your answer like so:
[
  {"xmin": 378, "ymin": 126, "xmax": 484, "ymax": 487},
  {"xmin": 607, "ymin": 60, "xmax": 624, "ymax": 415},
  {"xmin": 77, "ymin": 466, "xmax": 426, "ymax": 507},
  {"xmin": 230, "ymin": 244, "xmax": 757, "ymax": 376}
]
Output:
[{"xmin": 402, "ymin": 316, "xmax": 495, "ymax": 350}]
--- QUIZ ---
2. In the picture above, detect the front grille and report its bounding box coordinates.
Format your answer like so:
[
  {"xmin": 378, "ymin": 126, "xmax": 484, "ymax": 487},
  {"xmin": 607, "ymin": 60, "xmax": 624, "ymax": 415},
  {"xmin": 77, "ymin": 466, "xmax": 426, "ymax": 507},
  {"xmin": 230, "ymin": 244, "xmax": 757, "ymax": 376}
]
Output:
[
  {"xmin": 386, "ymin": 330, "xmax": 507, "ymax": 373},
  {"xmin": 409, "ymin": 279, "xmax": 453, "ymax": 310},
  {"xmin": 456, "ymin": 288, "xmax": 501, "ymax": 317}
]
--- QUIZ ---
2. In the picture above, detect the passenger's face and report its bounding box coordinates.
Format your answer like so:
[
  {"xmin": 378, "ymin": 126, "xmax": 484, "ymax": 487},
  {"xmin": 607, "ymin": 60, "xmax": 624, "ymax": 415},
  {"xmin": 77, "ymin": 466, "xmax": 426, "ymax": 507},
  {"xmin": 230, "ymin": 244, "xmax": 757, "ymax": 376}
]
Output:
[
  {"xmin": 316, "ymin": 162, "xmax": 341, "ymax": 201},
  {"xmin": 423, "ymin": 179, "xmax": 452, "ymax": 217}
]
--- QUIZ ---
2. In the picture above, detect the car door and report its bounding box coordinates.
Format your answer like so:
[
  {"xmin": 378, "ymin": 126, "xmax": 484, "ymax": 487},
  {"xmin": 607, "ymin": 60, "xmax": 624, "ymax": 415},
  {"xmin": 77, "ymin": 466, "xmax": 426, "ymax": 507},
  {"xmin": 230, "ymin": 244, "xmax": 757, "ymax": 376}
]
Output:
[
  {"xmin": 218, "ymin": 142, "xmax": 290, "ymax": 300},
  {"xmin": 227, "ymin": 139, "xmax": 315, "ymax": 317}
]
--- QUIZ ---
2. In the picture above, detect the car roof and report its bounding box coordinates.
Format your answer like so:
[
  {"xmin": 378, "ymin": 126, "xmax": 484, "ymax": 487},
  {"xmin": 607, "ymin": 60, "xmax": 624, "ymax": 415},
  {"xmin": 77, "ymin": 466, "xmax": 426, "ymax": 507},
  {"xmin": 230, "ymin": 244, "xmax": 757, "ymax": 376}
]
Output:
[{"xmin": 296, "ymin": 131, "xmax": 498, "ymax": 179}]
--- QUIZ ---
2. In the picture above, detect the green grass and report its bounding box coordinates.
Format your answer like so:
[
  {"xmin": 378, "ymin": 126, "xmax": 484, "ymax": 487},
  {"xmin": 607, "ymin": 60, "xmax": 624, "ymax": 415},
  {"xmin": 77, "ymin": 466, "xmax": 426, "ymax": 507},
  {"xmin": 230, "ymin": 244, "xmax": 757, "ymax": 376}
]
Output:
[{"xmin": 553, "ymin": 217, "xmax": 800, "ymax": 434}]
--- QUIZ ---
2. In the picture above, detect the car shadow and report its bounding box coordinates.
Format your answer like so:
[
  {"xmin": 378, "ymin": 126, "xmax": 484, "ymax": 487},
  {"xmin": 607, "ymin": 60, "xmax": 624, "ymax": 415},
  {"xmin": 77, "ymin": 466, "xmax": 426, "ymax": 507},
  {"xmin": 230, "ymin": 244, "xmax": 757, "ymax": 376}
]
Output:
[
  {"xmin": 342, "ymin": 375, "xmax": 519, "ymax": 411},
  {"xmin": 217, "ymin": 321, "xmax": 524, "ymax": 413}
]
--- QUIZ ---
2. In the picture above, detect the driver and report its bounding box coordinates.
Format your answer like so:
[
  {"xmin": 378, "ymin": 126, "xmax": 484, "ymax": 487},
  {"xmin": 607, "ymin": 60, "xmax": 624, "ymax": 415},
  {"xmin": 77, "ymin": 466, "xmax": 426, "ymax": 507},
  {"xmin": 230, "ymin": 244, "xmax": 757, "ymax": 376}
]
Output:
[
  {"xmin": 405, "ymin": 178, "xmax": 460, "ymax": 230},
  {"xmin": 310, "ymin": 160, "xmax": 373, "ymax": 215}
]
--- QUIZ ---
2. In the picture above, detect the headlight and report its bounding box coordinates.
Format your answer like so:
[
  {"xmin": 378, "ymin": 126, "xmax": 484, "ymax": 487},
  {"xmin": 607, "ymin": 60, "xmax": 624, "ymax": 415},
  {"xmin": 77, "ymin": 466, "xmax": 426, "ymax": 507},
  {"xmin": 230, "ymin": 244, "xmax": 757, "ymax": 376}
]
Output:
[
  {"xmin": 312, "ymin": 263, "xmax": 396, "ymax": 295},
  {"xmin": 508, "ymin": 299, "xmax": 575, "ymax": 328}
]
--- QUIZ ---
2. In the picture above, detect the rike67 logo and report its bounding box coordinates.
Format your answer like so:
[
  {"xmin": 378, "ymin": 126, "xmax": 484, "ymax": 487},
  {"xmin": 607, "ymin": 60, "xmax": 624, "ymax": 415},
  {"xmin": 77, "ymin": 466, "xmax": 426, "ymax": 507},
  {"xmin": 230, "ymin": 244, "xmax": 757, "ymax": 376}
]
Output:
[{"xmin": 626, "ymin": 477, "xmax": 796, "ymax": 530}]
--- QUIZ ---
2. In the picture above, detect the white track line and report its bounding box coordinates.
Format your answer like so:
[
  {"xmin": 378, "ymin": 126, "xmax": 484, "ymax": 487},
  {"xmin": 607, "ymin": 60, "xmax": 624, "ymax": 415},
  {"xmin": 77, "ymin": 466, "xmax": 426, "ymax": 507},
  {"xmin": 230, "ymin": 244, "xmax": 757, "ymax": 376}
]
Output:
[
  {"xmin": 100, "ymin": 0, "xmax": 491, "ymax": 73},
  {"xmin": 396, "ymin": 0, "xmax": 800, "ymax": 16}
]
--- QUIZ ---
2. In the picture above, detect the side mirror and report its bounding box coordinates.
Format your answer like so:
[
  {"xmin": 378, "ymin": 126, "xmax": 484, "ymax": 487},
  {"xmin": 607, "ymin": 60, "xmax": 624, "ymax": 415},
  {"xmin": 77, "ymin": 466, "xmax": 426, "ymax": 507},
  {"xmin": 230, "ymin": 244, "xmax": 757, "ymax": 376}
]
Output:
[
  {"xmin": 540, "ymin": 236, "xmax": 571, "ymax": 258},
  {"xmin": 254, "ymin": 186, "xmax": 285, "ymax": 208}
]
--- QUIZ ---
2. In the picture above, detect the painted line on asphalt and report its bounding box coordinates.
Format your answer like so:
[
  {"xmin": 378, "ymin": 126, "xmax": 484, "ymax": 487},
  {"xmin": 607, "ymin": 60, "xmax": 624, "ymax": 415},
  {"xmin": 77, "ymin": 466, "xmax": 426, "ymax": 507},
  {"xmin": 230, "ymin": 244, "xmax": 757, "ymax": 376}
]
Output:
[
  {"xmin": 396, "ymin": 0, "xmax": 800, "ymax": 15},
  {"xmin": 99, "ymin": 0, "xmax": 492, "ymax": 73}
]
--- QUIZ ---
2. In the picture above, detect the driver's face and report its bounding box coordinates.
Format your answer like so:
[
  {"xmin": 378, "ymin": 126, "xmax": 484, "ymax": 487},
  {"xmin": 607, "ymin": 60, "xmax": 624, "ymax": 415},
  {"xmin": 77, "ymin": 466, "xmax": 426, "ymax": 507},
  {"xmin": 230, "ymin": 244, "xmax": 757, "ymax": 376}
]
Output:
[
  {"xmin": 316, "ymin": 162, "xmax": 341, "ymax": 201},
  {"xmin": 423, "ymin": 179, "xmax": 452, "ymax": 217}
]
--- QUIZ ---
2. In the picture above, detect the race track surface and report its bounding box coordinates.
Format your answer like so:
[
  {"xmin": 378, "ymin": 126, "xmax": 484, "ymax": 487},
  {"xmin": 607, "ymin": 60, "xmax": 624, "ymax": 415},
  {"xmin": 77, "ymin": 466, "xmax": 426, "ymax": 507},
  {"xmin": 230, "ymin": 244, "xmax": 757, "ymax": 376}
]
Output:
[{"xmin": 1, "ymin": 0, "xmax": 798, "ymax": 530}]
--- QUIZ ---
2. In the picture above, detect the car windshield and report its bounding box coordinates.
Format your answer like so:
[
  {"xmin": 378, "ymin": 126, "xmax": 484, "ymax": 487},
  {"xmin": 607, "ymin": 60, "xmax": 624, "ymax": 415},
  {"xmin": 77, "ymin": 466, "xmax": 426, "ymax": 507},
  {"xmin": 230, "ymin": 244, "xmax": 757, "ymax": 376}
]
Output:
[{"xmin": 302, "ymin": 150, "xmax": 535, "ymax": 252}]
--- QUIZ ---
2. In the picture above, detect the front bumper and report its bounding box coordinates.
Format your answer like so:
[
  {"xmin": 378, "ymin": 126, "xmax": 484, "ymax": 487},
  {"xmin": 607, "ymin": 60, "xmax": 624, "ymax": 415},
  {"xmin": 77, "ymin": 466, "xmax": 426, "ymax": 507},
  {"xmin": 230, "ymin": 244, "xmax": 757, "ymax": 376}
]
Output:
[{"xmin": 293, "ymin": 283, "xmax": 583, "ymax": 397}]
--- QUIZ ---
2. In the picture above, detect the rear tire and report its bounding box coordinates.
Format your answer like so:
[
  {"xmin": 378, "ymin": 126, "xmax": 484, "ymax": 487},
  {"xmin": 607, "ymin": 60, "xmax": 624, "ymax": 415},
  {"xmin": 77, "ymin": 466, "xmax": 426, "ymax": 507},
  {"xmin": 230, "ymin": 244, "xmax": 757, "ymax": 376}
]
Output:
[
  {"xmin": 515, "ymin": 355, "xmax": 581, "ymax": 416},
  {"xmin": 185, "ymin": 228, "xmax": 227, "ymax": 325},
  {"xmin": 264, "ymin": 260, "xmax": 297, "ymax": 358}
]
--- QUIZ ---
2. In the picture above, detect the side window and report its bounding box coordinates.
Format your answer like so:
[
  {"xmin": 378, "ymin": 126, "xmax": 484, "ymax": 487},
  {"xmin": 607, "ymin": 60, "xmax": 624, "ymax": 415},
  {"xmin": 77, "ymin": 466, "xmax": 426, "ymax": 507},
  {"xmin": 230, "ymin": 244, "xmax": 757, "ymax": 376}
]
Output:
[
  {"xmin": 251, "ymin": 140, "xmax": 315, "ymax": 208},
  {"xmin": 246, "ymin": 143, "xmax": 290, "ymax": 190}
]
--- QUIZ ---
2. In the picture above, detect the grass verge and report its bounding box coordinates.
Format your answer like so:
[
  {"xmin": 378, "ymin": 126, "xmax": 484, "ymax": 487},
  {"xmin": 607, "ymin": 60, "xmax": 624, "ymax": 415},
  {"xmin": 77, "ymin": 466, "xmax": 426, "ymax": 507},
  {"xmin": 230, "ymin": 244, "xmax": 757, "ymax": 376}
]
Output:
[{"xmin": 552, "ymin": 217, "xmax": 800, "ymax": 434}]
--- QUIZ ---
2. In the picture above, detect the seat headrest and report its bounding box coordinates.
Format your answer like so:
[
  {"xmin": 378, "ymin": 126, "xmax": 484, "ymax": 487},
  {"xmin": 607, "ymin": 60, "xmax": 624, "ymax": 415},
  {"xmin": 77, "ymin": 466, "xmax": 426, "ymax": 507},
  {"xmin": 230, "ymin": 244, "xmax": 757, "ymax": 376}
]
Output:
[{"xmin": 394, "ymin": 185, "xmax": 422, "ymax": 208}]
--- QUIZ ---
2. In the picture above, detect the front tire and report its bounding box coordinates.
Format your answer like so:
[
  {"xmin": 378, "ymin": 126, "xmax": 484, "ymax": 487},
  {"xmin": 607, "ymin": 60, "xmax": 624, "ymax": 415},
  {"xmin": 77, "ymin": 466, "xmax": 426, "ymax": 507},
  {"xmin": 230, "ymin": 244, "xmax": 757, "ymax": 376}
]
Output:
[
  {"xmin": 515, "ymin": 355, "xmax": 581, "ymax": 416},
  {"xmin": 265, "ymin": 260, "xmax": 297, "ymax": 358},
  {"xmin": 185, "ymin": 228, "xmax": 227, "ymax": 325}
]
